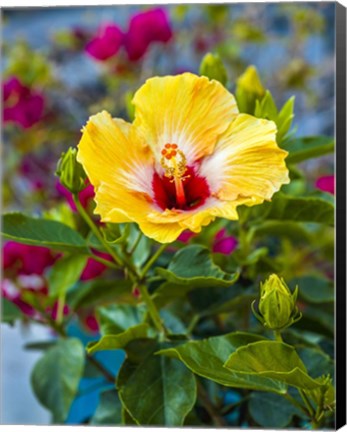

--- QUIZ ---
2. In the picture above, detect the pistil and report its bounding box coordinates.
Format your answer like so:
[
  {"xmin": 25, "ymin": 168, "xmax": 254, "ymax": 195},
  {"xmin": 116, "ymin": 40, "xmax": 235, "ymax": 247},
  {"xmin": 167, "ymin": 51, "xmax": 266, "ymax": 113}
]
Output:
[{"xmin": 160, "ymin": 143, "xmax": 189, "ymax": 208}]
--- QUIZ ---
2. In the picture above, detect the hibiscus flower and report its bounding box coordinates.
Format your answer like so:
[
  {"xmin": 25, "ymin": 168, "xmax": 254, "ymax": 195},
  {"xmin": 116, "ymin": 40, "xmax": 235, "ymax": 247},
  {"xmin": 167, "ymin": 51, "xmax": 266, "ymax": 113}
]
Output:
[{"xmin": 77, "ymin": 73, "xmax": 289, "ymax": 243}]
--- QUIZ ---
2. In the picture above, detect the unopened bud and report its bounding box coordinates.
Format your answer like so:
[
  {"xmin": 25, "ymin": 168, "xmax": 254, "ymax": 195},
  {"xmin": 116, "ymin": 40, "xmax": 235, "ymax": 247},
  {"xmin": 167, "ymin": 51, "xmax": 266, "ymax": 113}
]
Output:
[
  {"xmin": 199, "ymin": 53, "xmax": 228, "ymax": 86},
  {"xmin": 56, "ymin": 147, "xmax": 87, "ymax": 193},
  {"xmin": 236, "ymin": 65, "xmax": 265, "ymax": 114},
  {"xmin": 252, "ymin": 274, "xmax": 301, "ymax": 330}
]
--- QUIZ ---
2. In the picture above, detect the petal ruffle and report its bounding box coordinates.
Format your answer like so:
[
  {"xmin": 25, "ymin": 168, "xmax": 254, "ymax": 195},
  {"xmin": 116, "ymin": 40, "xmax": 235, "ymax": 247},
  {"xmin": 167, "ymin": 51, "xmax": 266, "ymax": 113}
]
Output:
[
  {"xmin": 200, "ymin": 114, "xmax": 289, "ymax": 204},
  {"xmin": 132, "ymin": 73, "xmax": 239, "ymax": 166},
  {"xmin": 77, "ymin": 111, "xmax": 154, "ymax": 223}
]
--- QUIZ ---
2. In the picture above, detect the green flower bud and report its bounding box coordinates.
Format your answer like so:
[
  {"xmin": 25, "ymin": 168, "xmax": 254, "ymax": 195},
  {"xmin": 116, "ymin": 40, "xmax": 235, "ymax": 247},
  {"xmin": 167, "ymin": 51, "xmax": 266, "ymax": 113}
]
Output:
[
  {"xmin": 235, "ymin": 65, "xmax": 265, "ymax": 114},
  {"xmin": 199, "ymin": 53, "xmax": 228, "ymax": 86},
  {"xmin": 252, "ymin": 274, "xmax": 301, "ymax": 330},
  {"xmin": 56, "ymin": 147, "xmax": 87, "ymax": 194}
]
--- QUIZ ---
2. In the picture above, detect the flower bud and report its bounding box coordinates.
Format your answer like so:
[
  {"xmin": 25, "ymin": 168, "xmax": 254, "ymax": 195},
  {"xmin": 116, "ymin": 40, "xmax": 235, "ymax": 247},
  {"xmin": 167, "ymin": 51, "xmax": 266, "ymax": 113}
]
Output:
[
  {"xmin": 252, "ymin": 274, "xmax": 301, "ymax": 330},
  {"xmin": 235, "ymin": 65, "xmax": 265, "ymax": 114},
  {"xmin": 56, "ymin": 147, "xmax": 87, "ymax": 193},
  {"xmin": 199, "ymin": 53, "xmax": 228, "ymax": 86}
]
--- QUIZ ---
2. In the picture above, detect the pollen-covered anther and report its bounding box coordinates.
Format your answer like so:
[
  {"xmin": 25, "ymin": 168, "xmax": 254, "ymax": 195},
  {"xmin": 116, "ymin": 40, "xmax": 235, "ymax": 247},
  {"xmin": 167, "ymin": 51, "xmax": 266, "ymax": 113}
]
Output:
[
  {"xmin": 160, "ymin": 143, "xmax": 190, "ymax": 207},
  {"xmin": 160, "ymin": 143, "xmax": 189, "ymax": 180}
]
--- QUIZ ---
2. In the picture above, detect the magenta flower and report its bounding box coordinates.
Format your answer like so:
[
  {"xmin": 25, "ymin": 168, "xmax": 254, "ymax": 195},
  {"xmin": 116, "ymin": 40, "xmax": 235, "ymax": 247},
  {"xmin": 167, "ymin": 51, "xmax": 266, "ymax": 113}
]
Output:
[
  {"xmin": 213, "ymin": 229, "xmax": 238, "ymax": 255},
  {"xmin": 177, "ymin": 230, "xmax": 196, "ymax": 243},
  {"xmin": 56, "ymin": 180, "xmax": 95, "ymax": 212},
  {"xmin": 124, "ymin": 8, "xmax": 172, "ymax": 61},
  {"xmin": 3, "ymin": 241, "xmax": 57, "ymax": 276},
  {"xmin": 80, "ymin": 251, "xmax": 111, "ymax": 281},
  {"xmin": 85, "ymin": 23, "xmax": 123, "ymax": 61},
  {"xmin": 2, "ymin": 242, "xmax": 57, "ymax": 318},
  {"xmin": 315, "ymin": 175, "xmax": 335, "ymax": 195},
  {"xmin": 3, "ymin": 77, "xmax": 45, "ymax": 129},
  {"xmin": 84, "ymin": 314, "xmax": 100, "ymax": 333}
]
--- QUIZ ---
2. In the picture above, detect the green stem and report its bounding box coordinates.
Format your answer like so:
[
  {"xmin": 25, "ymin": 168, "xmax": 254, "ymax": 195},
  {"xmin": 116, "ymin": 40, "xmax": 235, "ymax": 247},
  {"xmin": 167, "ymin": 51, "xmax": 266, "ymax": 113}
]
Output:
[
  {"xmin": 137, "ymin": 284, "xmax": 166, "ymax": 336},
  {"xmin": 197, "ymin": 380, "xmax": 226, "ymax": 427},
  {"xmin": 73, "ymin": 195, "xmax": 123, "ymax": 268},
  {"xmin": 283, "ymin": 393, "xmax": 309, "ymax": 417},
  {"xmin": 56, "ymin": 292, "xmax": 66, "ymax": 325},
  {"xmin": 129, "ymin": 231, "xmax": 143, "ymax": 255},
  {"xmin": 299, "ymin": 389, "xmax": 315, "ymax": 418},
  {"xmin": 87, "ymin": 253, "xmax": 119, "ymax": 270},
  {"xmin": 274, "ymin": 330, "xmax": 283, "ymax": 342},
  {"xmin": 140, "ymin": 243, "xmax": 168, "ymax": 279},
  {"xmin": 187, "ymin": 314, "xmax": 200, "ymax": 334}
]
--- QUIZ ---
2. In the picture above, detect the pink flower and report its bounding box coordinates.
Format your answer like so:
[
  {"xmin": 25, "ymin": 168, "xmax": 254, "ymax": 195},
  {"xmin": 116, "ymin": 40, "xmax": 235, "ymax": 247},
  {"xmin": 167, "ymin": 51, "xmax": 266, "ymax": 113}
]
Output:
[
  {"xmin": 84, "ymin": 314, "xmax": 99, "ymax": 333},
  {"xmin": 56, "ymin": 180, "xmax": 95, "ymax": 212},
  {"xmin": 124, "ymin": 8, "xmax": 172, "ymax": 61},
  {"xmin": 80, "ymin": 251, "xmax": 111, "ymax": 281},
  {"xmin": 213, "ymin": 229, "xmax": 238, "ymax": 255},
  {"xmin": 3, "ymin": 77, "xmax": 45, "ymax": 129},
  {"xmin": 177, "ymin": 230, "xmax": 196, "ymax": 243},
  {"xmin": 2, "ymin": 242, "xmax": 58, "ymax": 318},
  {"xmin": 85, "ymin": 23, "xmax": 123, "ymax": 61},
  {"xmin": 315, "ymin": 175, "xmax": 335, "ymax": 195},
  {"xmin": 3, "ymin": 241, "xmax": 57, "ymax": 276}
]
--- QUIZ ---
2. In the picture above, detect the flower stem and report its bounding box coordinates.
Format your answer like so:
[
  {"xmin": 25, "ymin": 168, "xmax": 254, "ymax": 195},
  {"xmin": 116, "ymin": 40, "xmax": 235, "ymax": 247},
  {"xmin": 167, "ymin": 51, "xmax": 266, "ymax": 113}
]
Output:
[
  {"xmin": 197, "ymin": 380, "xmax": 226, "ymax": 427},
  {"xmin": 73, "ymin": 195, "xmax": 123, "ymax": 268},
  {"xmin": 137, "ymin": 283, "xmax": 166, "ymax": 335},
  {"xmin": 129, "ymin": 230, "xmax": 143, "ymax": 255},
  {"xmin": 299, "ymin": 389, "xmax": 315, "ymax": 418},
  {"xmin": 56, "ymin": 292, "xmax": 66, "ymax": 325},
  {"xmin": 274, "ymin": 330, "xmax": 283, "ymax": 342},
  {"xmin": 140, "ymin": 243, "xmax": 168, "ymax": 279},
  {"xmin": 283, "ymin": 393, "xmax": 309, "ymax": 417},
  {"xmin": 87, "ymin": 253, "xmax": 119, "ymax": 270}
]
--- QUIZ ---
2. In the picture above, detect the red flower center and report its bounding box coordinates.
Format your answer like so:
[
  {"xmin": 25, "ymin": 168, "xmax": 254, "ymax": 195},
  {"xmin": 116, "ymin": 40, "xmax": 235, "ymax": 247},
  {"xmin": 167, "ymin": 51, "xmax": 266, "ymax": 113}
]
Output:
[{"xmin": 152, "ymin": 166, "xmax": 210, "ymax": 211}]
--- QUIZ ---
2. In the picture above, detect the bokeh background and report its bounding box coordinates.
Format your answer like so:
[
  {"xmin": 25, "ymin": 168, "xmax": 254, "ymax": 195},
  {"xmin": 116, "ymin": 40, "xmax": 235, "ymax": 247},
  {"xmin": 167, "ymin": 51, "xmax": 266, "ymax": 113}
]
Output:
[{"xmin": 1, "ymin": 3, "xmax": 335, "ymax": 424}]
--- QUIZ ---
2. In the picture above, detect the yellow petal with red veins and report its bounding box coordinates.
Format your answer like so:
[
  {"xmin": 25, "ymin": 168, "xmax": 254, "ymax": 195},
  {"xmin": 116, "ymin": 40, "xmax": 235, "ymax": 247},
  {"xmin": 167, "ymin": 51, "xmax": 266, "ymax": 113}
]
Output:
[
  {"xmin": 200, "ymin": 113, "xmax": 289, "ymax": 204},
  {"xmin": 132, "ymin": 73, "xmax": 239, "ymax": 166}
]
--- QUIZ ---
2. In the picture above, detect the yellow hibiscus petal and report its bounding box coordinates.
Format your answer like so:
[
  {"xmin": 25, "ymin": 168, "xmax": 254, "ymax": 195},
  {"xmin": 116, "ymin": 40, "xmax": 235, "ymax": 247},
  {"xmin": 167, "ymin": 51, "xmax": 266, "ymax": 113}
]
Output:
[
  {"xmin": 137, "ymin": 219, "xmax": 184, "ymax": 244},
  {"xmin": 77, "ymin": 111, "xmax": 154, "ymax": 223},
  {"xmin": 132, "ymin": 73, "xmax": 239, "ymax": 165},
  {"xmin": 200, "ymin": 114, "xmax": 289, "ymax": 204}
]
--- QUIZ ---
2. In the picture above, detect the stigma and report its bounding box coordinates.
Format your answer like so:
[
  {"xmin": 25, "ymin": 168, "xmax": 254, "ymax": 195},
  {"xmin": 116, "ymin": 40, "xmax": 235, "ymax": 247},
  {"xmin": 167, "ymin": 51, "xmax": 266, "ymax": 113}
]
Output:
[{"xmin": 160, "ymin": 143, "xmax": 190, "ymax": 208}]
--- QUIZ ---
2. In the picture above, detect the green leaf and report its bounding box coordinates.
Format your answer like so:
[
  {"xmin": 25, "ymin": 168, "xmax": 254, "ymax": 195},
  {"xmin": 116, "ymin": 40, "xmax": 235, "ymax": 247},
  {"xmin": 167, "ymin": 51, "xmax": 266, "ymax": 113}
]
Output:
[
  {"xmin": 154, "ymin": 246, "xmax": 239, "ymax": 307},
  {"xmin": 286, "ymin": 136, "xmax": 334, "ymax": 164},
  {"xmin": 156, "ymin": 244, "xmax": 238, "ymax": 288},
  {"xmin": 249, "ymin": 392, "xmax": 304, "ymax": 428},
  {"xmin": 158, "ymin": 332, "xmax": 286, "ymax": 393},
  {"xmin": 1, "ymin": 298, "xmax": 22, "ymax": 324},
  {"xmin": 297, "ymin": 347, "xmax": 334, "ymax": 379},
  {"xmin": 263, "ymin": 193, "xmax": 334, "ymax": 226},
  {"xmin": 91, "ymin": 389, "xmax": 122, "ymax": 425},
  {"xmin": 224, "ymin": 341, "xmax": 322, "ymax": 391},
  {"xmin": 96, "ymin": 304, "xmax": 143, "ymax": 335},
  {"xmin": 251, "ymin": 221, "xmax": 311, "ymax": 242},
  {"xmin": 31, "ymin": 338, "xmax": 84, "ymax": 423},
  {"xmin": 254, "ymin": 90, "xmax": 278, "ymax": 119},
  {"xmin": 276, "ymin": 96, "xmax": 295, "ymax": 143},
  {"xmin": 2, "ymin": 213, "xmax": 88, "ymax": 253},
  {"xmin": 289, "ymin": 276, "xmax": 334, "ymax": 304},
  {"xmin": 118, "ymin": 340, "xmax": 196, "ymax": 426},
  {"xmin": 87, "ymin": 323, "xmax": 152, "ymax": 354},
  {"xmin": 67, "ymin": 279, "xmax": 134, "ymax": 310},
  {"xmin": 48, "ymin": 254, "xmax": 88, "ymax": 298}
]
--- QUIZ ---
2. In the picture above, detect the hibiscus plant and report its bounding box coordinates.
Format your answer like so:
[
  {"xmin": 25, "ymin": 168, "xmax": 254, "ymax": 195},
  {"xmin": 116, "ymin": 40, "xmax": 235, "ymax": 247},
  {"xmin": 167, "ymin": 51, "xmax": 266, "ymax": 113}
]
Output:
[{"xmin": 2, "ymin": 13, "xmax": 335, "ymax": 429}]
